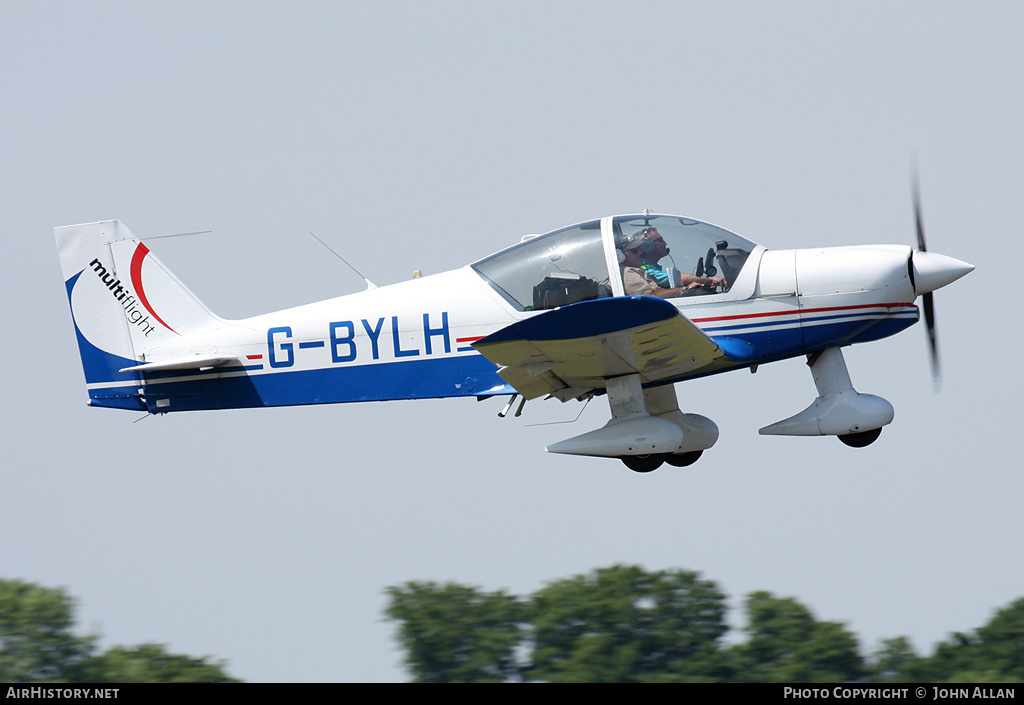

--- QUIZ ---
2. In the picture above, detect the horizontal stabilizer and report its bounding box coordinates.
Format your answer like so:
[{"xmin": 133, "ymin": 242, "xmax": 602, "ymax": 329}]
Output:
[
  {"xmin": 120, "ymin": 354, "xmax": 239, "ymax": 373},
  {"xmin": 473, "ymin": 296, "xmax": 724, "ymax": 400}
]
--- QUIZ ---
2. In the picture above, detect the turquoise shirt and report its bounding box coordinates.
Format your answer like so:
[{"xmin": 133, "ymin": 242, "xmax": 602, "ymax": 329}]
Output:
[{"xmin": 641, "ymin": 259, "xmax": 670, "ymax": 287}]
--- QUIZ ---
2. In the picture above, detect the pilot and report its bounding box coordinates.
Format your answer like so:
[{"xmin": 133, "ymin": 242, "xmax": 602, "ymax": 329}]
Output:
[
  {"xmin": 638, "ymin": 227, "xmax": 674, "ymax": 287},
  {"xmin": 640, "ymin": 227, "xmax": 728, "ymax": 291},
  {"xmin": 619, "ymin": 230, "xmax": 726, "ymax": 297}
]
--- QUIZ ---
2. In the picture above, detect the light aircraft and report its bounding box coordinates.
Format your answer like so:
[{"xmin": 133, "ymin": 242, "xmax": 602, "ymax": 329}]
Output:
[{"xmin": 55, "ymin": 198, "xmax": 972, "ymax": 472}]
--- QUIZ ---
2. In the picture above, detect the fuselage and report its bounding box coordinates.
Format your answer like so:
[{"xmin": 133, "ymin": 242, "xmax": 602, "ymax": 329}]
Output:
[{"xmin": 105, "ymin": 214, "xmax": 928, "ymax": 414}]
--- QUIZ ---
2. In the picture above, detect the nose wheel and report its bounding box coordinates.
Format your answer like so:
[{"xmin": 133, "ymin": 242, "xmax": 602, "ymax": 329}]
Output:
[{"xmin": 838, "ymin": 428, "xmax": 882, "ymax": 448}]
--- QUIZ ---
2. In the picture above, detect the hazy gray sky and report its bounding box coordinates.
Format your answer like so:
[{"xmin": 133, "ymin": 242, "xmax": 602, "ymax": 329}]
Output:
[{"xmin": 3, "ymin": 1, "xmax": 1021, "ymax": 682}]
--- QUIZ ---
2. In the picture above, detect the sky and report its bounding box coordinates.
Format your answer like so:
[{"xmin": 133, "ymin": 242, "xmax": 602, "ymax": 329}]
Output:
[{"xmin": 3, "ymin": 1, "xmax": 1022, "ymax": 682}]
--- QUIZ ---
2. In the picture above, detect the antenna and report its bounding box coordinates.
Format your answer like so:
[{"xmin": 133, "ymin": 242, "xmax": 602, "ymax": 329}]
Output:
[
  {"xmin": 525, "ymin": 396, "xmax": 592, "ymax": 426},
  {"xmin": 139, "ymin": 230, "xmax": 212, "ymax": 241},
  {"xmin": 309, "ymin": 232, "xmax": 377, "ymax": 290}
]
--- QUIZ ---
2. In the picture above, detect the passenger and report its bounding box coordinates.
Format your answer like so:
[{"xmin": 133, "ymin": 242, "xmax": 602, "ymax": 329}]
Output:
[{"xmin": 619, "ymin": 230, "xmax": 725, "ymax": 297}]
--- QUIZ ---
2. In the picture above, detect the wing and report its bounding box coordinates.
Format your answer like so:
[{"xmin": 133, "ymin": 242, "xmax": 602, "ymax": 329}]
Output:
[{"xmin": 473, "ymin": 296, "xmax": 725, "ymax": 401}]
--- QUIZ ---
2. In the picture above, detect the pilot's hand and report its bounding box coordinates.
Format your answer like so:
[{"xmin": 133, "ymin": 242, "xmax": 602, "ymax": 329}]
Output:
[{"xmin": 686, "ymin": 276, "xmax": 725, "ymax": 290}]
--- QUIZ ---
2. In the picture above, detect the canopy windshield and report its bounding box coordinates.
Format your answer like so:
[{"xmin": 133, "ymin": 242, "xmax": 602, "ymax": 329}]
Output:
[
  {"xmin": 613, "ymin": 215, "xmax": 755, "ymax": 297},
  {"xmin": 472, "ymin": 220, "xmax": 610, "ymax": 311},
  {"xmin": 472, "ymin": 215, "xmax": 757, "ymax": 311}
]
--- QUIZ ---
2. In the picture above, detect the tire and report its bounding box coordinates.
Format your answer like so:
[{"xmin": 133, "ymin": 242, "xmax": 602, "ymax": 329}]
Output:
[
  {"xmin": 620, "ymin": 455, "xmax": 664, "ymax": 473},
  {"xmin": 838, "ymin": 428, "xmax": 882, "ymax": 448},
  {"xmin": 664, "ymin": 450, "xmax": 703, "ymax": 467}
]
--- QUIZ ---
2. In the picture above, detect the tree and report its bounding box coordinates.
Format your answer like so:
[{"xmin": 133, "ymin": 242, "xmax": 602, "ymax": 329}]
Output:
[
  {"xmin": 384, "ymin": 581, "xmax": 526, "ymax": 682},
  {"xmin": 731, "ymin": 591, "xmax": 864, "ymax": 683},
  {"xmin": 527, "ymin": 566, "xmax": 730, "ymax": 682},
  {"xmin": 0, "ymin": 578, "xmax": 239, "ymax": 683},
  {"xmin": 919, "ymin": 597, "xmax": 1024, "ymax": 683},
  {"xmin": 385, "ymin": 566, "xmax": 1024, "ymax": 683},
  {"xmin": 74, "ymin": 644, "xmax": 239, "ymax": 683},
  {"xmin": 0, "ymin": 579, "xmax": 93, "ymax": 682},
  {"xmin": 868, "ymin": 637, "xmax": 929, "ymax": 683},
  {"xmin": 973, "ymin": 597, "xmax": 1024, "ymax": 681}
]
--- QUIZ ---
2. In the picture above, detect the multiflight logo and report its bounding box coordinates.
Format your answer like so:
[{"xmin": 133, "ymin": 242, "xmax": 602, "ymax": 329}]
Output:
[{"xmin": 88, "ymin": 258, "xmax": 156, "ymax": 337}]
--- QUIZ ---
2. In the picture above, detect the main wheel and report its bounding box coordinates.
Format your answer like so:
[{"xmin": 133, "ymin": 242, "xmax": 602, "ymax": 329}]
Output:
[
  {"xmin": 838, "ymin": 427, "xmax": 882, "ymax": 448},
  {"xmin": 664, "ymin": 450, "xmax": 703, "ymax": 467},
  {"xmin": 620, "ymin": 455, "xmax": 664, "ymax": 473}
]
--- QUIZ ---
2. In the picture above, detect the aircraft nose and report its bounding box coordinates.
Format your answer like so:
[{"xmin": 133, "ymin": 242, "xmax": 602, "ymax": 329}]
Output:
[{"xmin": 911, "ymin": 251, "xmax": 974, "ymax": 295}]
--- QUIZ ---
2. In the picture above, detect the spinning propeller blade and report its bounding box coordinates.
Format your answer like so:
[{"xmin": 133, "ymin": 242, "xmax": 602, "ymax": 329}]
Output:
[{"xmin": 911, "ymin": 168, "xmax": 941, "ymax": 390}]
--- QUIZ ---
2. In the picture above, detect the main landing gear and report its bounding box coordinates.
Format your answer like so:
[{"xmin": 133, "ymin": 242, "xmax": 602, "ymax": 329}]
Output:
[
  {"xmin": 620, "ymin": 450, "xmax": 703, "ymax": 473},
  {"xmin": 546, "ymin": 376, "xmax": 719, "ymax": 474}
]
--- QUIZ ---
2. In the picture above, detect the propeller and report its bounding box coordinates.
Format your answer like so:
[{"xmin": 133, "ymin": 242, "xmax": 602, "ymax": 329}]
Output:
[{"xmin": 911, "ymin": 170, "xmax": 941, "ymax": 390}]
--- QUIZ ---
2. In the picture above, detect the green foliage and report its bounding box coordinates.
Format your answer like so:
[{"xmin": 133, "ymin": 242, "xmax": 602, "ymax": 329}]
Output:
[
  {"xmin": 736, "ymin": 591, "xmax": 863, "ymax": 683},
  {"xmin": 918, "ymin": 598, "xmax": 1024, "ymax": 683},
  {"xmin": 386, "ymin": 565, "xmax": 1024, "ymax": 683},
  {"xmin": 75, "ymin": 644, "xmax": 240, "ymax": 683},
  {"xmin": 868, "ymin": 637, "xmax": 929, "ymax": 683},
  {"xmin": 528, "ymin": 566, "xmax": 729, "ymax": 682},
  {"xmin": 385, "ymin": 565, "xmax": 735, "ymax": 683},
  {"xmin": 0, "ymin": 578, "xmax": 239, "ymax": 683},
  {"xmin": 0, "ymin": 579, "xmax": 93, "ymax": 682},
  {"xmin": 384, "ymin": 581, "xmax": 526, "ymax": 682}
]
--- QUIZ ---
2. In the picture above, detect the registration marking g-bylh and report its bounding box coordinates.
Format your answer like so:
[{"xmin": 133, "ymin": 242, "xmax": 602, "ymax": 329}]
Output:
[{"xmin": 263, "ymin": 313, "xmax": 466, "ymax": 369}]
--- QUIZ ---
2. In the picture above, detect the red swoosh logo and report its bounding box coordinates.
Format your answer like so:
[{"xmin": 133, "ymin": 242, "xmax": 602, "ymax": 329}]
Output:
[{"xmin": 130, "ymin": 243, "xmax": 178, "ymax": 334}]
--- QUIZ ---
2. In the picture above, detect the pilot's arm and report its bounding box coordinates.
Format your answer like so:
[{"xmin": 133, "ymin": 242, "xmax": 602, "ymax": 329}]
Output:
[
  {"xmin": 677, "ymin": 274, "xmax": 727, "ymax": 290},
  {"xmin": 624, "ymin": 267, "xmax": 725, "ymax": 298}
]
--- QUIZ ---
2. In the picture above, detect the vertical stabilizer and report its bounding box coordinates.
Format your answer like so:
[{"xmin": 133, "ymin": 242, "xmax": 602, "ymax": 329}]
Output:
[{"xmin": 55, "ymin": 220, "xmax": 221, "ymax": 409}]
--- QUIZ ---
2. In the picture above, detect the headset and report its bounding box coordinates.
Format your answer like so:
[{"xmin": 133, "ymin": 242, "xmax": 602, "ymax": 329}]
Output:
[{"xmin": 618, "ymin": 228, "xmax": 657, "ymax": 256}]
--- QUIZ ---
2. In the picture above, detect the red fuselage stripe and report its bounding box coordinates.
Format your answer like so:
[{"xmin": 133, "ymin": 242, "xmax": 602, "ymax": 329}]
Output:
[{"xmin": 691, "ymin": 302, "xmax": 917, "ymax": 324}]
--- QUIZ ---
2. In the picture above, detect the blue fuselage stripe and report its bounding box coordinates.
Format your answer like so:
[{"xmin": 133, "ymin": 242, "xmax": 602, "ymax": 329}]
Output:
[
  {"xmin": 703, "ymin": 309, "xmax": 917, "ymax": 334},
  {"xmin": 136, "ymin": 354, "xmax": 514, "ymax": 412}
]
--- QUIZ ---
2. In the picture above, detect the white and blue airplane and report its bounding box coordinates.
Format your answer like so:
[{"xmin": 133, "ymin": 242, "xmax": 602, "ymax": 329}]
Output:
[{"xmin": 55, "ymin": 202, "xmax": 972, "ymax": 472}]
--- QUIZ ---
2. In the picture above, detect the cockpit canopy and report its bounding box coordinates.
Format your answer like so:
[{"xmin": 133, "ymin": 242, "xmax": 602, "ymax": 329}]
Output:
[{"xmin": 472, "ymin": 215, "xmax": 757, "ymax": 311}]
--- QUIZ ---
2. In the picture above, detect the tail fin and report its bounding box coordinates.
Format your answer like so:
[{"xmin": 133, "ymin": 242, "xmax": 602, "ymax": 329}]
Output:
[{"xmin": 55, "ymin": 220, "xmax": 222, "ymax": 410}]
